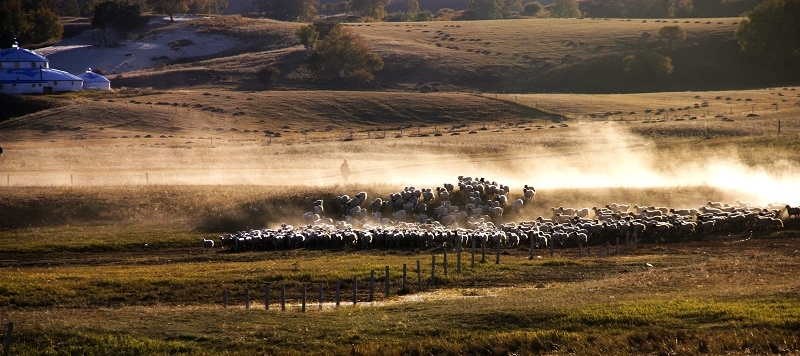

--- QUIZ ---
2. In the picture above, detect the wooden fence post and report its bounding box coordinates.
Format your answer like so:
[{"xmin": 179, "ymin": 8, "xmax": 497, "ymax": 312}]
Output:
[
  {"xmin": 402, "ymin": 264, "xmax": 407, "ymax": 292},
  {"xmin": 471, "ymin": 237, "xmax": 476, "ymax": 268},
  {"xmin": 481, "ymin": 239, "xmax": 486, "ymax": 263},
  {"xmin": 431, "ymin": 255, "xmax": 436, "ymax": 287},
  {"xmin": 384, "ymin": 266, "xmax": 390, "ymax": 298},
  {"xmin": 495, "ymin": 241, "xmax": 501, "ymax": 264},
  {"xmin": 264, "ymin": 283, "xmax": 270, "ymax": 310},
  {"xmin": 319, "ymin": 284, "xmax": 324, "ymax": 309},
  {"xmin": 4, "ymin": 323, "xmax": 13, "ymax": 356},
  {"xmin": 281, "ymin": 284, "xmax": 286, "ymax": 312},
  {"xmin": 302, "ymin": 283, "xmax": 307, "ymax": 313},
  {"xmin": 417, "ymin": 260, "xmax": 422, "ymax": 290},
  {"xmin": 353, "ymin": 277, "xmax": 358, "ymax": 305},
  {"xmin": 369, "ymin": 270, "xmax": 375, "ymax": 302},
  {"xmin": 443, "ymin": 249, "xmax": 448, "ymax": 276},
  {"xmin": 336, "ymin": 280, "xmax": 341, "ymax": 307},
  {"xmin": 457, "ymin": 241, "xmax": 462, "ymax": 273}
]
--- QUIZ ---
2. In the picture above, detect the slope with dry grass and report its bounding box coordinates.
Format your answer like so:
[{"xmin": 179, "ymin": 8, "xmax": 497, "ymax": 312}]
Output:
[{"xmin": 102, "ymin": 16, "xmax": 799, "ymax": 93}]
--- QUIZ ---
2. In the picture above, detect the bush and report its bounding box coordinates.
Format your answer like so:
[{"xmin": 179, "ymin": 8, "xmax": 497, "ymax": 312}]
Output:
[
  {"xmin": 623, "ymin": 52, "xmax": 673, "ymax": 80},
  {"xmin": 295, "ymin": 24, "xmax": 318, "ymax": 49},
  {"xmin": 522, "ymin": 2, "xmax": 543, "ymax": 15},
  {"xmin": 256, "ymin": 66, "xmax": 281, "ymax": 89}
]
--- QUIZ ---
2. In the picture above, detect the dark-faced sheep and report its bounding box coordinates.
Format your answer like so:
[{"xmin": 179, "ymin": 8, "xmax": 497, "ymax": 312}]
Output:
[{"xmin": 785, "ymin": 205, "xmax": 800, "ymax": 219}]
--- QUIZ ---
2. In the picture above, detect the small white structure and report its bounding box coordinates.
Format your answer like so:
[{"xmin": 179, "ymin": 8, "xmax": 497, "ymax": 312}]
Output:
[
  {"xmin": 78, "ymin": 68, "xmax": 111, "ymax": 90},
  {"xmin": 0, "ymin": 42, "xmax": 89, "ymax": 94}
]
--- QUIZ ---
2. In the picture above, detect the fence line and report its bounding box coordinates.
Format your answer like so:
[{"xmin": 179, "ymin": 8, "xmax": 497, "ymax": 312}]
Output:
[{"xmin": 219, "ymin": 240, "xmax": 630, "ymax": 311}]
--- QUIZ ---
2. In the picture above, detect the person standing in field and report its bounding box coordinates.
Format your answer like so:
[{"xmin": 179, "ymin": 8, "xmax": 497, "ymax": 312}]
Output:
[{"xmin": 340, "ymin": 159, "xmax": 350, "ymax": 183}]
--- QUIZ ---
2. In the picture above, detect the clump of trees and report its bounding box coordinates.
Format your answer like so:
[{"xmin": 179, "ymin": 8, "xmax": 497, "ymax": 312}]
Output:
[
  {"xmin": 298, "ymin": 22, "xmax": 383, "ymax": 85},
  {"xmin": 0, "ymin": 0, "xmax": 63, "ymax": 47},
  {"xmin": 735, "ymin": 0, "xmax": 800, "ymax": 67},
  {"xmin": 623, "ymin": 52, "xmax": 674, "ymax": 80}
]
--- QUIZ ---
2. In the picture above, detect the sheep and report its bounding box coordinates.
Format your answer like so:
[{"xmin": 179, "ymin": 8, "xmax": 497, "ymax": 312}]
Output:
[
  {"xmin": 575, "ymin": 208, "xmax": 590, "ymax": 218},
  {"xmin": 523, "ymin": 185, "xmax": 536, "ymax": 202},
  {"xmin": 785, "ymin": 205, "xmax": 800, "ymax": 219},
  {"xmin": 707, "ymin": 201, "xmax": 724, "ymax": 209},
  {"xmin": 510, "ymin": 199, "xmax": 524, "ymax": 214},
  {"xmin": 202, "ymin": 238, "xmax": 215, "ymax": 250}
]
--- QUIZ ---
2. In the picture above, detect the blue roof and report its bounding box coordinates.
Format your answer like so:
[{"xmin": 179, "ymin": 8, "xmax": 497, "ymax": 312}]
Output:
[
  {"xmin": 78, "ymin": 71, "xmax": 111, "ymax": 83},
  {"xmin": 0, "ymin": 68, "xmax": 82, "ymax": 84},
  {"xmin": 0, "ymin": 47, "xmax": 48, "ymax": 63}
]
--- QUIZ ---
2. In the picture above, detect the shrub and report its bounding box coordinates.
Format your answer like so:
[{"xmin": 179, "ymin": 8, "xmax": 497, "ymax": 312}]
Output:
[
  {"xmin": 522, "ymin": 2, "xmax": 543, "ymax": 15},
  {"xmin": 256, "ymin": 66, "xmax": 281, "ymax": 89}
]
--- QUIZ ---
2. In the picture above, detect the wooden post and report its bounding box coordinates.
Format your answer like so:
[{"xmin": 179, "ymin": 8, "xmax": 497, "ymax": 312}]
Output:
[
  {"xmin": 443, "ymin": 248, "xmax": 448, "ymax": 276},
  {"xmin": 353, "ymin": 277, "xmax": 358, "ymax": 305},
  {"xmin": 471, "ymin": 237, "xmax": 476, "ymax": 268},
  {"xmin": 336, "ymin": 280, "xmax": 341, "ymax": 307},
  {"xmin": 302, "ymin": 283, "xmax": 307, "ymax": 312},
  {"xmin": 402, "ymin": 264, "xmax": 407, "ymax": 291},
  {"xmin": 319, "ymin": 284, "xmax": 324, "ymax": 309},
  {"xmin": 384, "ymin": 266, "xmax": 390, "ymax": 298},
  {"xmin": 281, "ymin": 284, "xmax": 286, "ymax": 311},
  {"xmin": 529, "ymin": 233, "xmax": 534, "ymax": 259},
  {"xmin": 245, "ymin": 287, "xmax": 250, "ymax": 310},
  {"xmin": 495, "ymin": 241, "xmax": 501, "ymax": 264},
  {"xmin": 431, "ymin": 255, "xmax": 436, "ymax": 287},
  {"xmin": 417, "ymin": 260, "xmax": 422, "ymax": 290},
  {"xmin": 481, "ymin": 239, "xmax": 486, "ymax": 263},
  {"xmin": 369, "ymin": 270, "xmax": 375, "ymax": 302},
  {"xmin": 264, "ymin": 283, "xmax": 270, "ymax": 310},
  {"xmin": 4, "ymin": 323, "xmax": 12, "ymax": 356},
  {"xmin": 223, "ymin": 290, "xmax": 228, "ymax": 308},
  {"xmin": 456, "ymin": 241, "xmax": 462, "ymax": 273}
]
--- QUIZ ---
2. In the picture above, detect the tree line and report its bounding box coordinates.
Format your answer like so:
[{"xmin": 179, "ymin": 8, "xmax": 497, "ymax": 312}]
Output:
[{"xmin": 1, "ymin": 0, "xmax": 229, "ymax": 48}]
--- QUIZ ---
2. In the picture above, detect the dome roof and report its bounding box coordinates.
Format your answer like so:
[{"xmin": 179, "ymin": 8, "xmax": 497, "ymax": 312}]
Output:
[
  {"xmin": 77, "ymin": 70, "xmax": 110, "ymax": 83},
  {"xmin": 41, "ymin": 68, "xmax": 83, "ymax": 81},
  {"xmin": 0, "ymin": 46, "xmax": 48, "ymax": 63}
]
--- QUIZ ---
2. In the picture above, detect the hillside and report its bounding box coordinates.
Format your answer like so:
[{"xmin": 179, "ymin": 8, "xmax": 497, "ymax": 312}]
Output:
[{"xmin": 102, "ymin": 16, "xmax": 799, "ymax": 94}]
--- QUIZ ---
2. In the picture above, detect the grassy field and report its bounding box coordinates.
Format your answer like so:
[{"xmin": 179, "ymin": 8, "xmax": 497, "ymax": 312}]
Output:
[{"xmin": 2, "ymin": 15, "xmax": 800, "ymax": 355}]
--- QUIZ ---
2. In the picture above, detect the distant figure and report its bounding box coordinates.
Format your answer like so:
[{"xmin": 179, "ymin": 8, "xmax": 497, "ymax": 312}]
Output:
[{"xmin": 340, "ymin": 159, "xmax": 350, "ymax": 183}]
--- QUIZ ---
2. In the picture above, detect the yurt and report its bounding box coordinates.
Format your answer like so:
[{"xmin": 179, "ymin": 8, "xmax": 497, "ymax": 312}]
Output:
[
  {"xmin": 77, "ymin": 69, "xmax": 111, "ymax": 90},
  {"xmin": 0, "ymin": 42, "xmax": 83, "ymax": 94}
]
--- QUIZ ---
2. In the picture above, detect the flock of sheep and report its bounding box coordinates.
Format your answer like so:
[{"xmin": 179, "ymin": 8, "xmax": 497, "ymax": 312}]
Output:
[{"xmin": 212, "ymin": 176, "xmax": 797, "ymax": 252}]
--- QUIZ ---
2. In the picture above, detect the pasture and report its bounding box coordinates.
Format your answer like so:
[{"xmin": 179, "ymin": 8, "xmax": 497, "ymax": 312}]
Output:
[{"xmin": 1, "ymin": 14, "xmax": 800, "ymax": 355}]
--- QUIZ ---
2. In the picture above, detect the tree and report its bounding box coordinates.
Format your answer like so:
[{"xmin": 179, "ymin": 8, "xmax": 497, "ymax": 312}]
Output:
[
  {"xmin": 296, "ymin": 24, "xmax": 319, "ymax": 49},
  {"xmin": 350, "ymin": 0, "xmax": 390, "ymax": 20},
  {"xmin": 550, "ymin": 0, "xmax": 581, "ymax": 18},
  {"xmin": 658, "ymin": 25, "xmax": 686, "ymax": 49},
  {"xmin": 62, "ymin": 0, "xmax": 82, "ymax": 16},
  {"xmin": 147, "ymin": 0, "xmax": 189, "ymax": 21},
  {"xmin": 254, "ymin": 0, "xmax": 317, "ymax": 21},
  {"xmin": 406, "ymin": 0, "xmax": 420, "ymax": 20},
  {"xmin": 309, "ymin": 25, "xmax": 383, "ymax": 81},
  {"xmin": 27, "ymin": 7, "xmax": 62, "ymax": 43},
  {"xmin": 466, "ymin": 0, "xmax": 506, "ymax": 19},
  {"xmin": 735, "ymin": 0, "xmax": 800, "ymax": 66},
  {"xmin": 188, "ymin": 0, "xmax": 229, "ymax": 14},
  {"xmin": 623, "ymin": 52, "xmax": 673, "ymax": 80},
  {"xmin": 0, "ymin": 0, "xmax": 29, "ymax": 47},
  {"xmin": 90, "ymin": 0, "xmax": 148, "ymax": 32},
  {"xmin": 256, "ymin": 65, "xmax": 281, "ymax": 89},
  {"xmin": 522, "ymin": 1, "xmax": 543, "ymax": 15}
]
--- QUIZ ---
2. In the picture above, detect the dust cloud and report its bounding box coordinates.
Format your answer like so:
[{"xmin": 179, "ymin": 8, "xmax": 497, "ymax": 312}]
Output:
[{"xmin": 1, "ymin": 123, "xmax": 797, "ymax": 206}]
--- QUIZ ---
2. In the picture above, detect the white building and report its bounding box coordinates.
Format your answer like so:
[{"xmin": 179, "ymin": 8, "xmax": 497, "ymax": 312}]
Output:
[
  {"xmin": 0, "ymin": 43, "xmax": 110, "ymax": 94},
  {"xmin": 78, "ymin": 69, "xmax": 111, "ymax": 90}
]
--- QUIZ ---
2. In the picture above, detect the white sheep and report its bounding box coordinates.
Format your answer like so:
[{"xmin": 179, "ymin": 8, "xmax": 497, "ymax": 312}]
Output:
[{"xmin": 202, "ymin": 238, "xmax": 214, "ymax": 250}]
